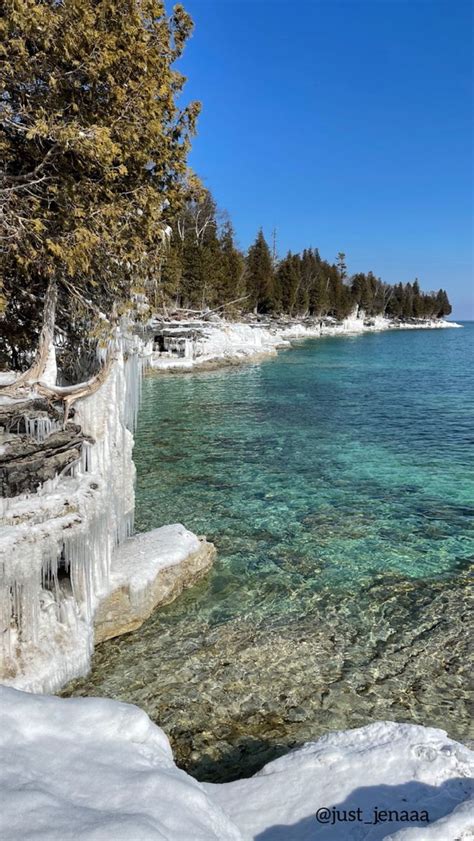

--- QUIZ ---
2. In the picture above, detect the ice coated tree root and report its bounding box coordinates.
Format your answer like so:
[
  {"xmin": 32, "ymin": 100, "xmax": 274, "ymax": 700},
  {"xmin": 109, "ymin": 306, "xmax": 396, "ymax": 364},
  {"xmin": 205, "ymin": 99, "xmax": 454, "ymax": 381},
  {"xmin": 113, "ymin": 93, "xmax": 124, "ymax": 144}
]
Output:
[{"xmin": 0, "ymin": 278, "xmax": 115, "ymax": 423}]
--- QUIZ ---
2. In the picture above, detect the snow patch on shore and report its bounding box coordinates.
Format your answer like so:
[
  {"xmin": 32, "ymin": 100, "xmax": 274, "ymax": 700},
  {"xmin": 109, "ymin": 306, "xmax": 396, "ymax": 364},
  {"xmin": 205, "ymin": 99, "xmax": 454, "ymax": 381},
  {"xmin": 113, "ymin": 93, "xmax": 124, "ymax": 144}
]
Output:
[
  {"xmin": 210, "ymin": 720, "xmax": 474, "ymax": 840},
  {"xmin": 1, "ymin": 688, "xmax": 472, "ymax": 841},
  {"xmin": 0, "ymin": 687, "xmax": 242, "ymax": 841}
]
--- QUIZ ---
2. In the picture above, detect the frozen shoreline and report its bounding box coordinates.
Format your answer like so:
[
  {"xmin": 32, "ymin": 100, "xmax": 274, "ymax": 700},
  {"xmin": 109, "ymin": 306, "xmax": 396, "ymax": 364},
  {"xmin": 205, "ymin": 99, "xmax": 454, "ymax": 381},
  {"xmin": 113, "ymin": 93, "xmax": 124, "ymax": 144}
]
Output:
[
  {"xmin": 1, "ymin": 317, "xmax": 471, "ymax": 841},
  {"xmin": 1, "ymin": 686, "xmax": 472, "ymax": 841},
  {"xmin": 149, "ymin": 312, "xmax": 461, "ymax": 373},
  {"xmin": 0, "ymin": 340, "xmax": 215, "ymax": 694}
]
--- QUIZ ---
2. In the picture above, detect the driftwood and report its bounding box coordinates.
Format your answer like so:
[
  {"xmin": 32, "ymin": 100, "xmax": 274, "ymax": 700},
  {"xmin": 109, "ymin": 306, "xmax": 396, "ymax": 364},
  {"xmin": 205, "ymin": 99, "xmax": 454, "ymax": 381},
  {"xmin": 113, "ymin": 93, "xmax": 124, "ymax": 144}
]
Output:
[
  {"xmin": 35, "ymin": 353, "xmax": 115, "ymax": 422},
  {"xmin": 161, "ymin": 296, "xmax": 251, "ymax": 322}
]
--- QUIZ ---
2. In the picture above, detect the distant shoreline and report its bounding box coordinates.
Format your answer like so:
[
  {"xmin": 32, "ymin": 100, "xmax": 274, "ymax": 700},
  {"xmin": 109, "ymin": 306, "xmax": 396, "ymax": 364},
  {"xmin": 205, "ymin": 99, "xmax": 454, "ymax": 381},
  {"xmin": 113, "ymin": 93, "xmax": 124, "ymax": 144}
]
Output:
[{"xmin": 148, "ymin": 312, "xmax": 462, "ymax": 374}]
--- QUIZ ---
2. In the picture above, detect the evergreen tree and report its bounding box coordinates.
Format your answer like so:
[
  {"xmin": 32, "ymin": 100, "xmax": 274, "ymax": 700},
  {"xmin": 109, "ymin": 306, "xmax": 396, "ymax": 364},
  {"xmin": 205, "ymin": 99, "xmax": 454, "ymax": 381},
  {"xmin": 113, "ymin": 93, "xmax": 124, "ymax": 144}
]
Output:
[
  {"xmin": 412, "ymin": 279, "xmax": 422, "ymax": 317},
  {"xmin": 308, "ymin": 269, "xmax": 330, "ymax": 316},
  {"xmin": 0, "ymin": 0, "xmax": 200, "ymax": 368},
  {"xmin": 435, "ymin": 289, "xmax": 452, "ymax": 317},
  {"xmin": 277, "ymin": 252, "xmax": 300, "ymax": 315},
  {"xmin": 245, "ymin": 230, "xmax": 275, "ymax": 313},
  {"xmin": 219, "ymin": 220, "xmax": 246, "ymax": 312},
  {"xmin": 336, "ymin": 252, "xmax": 348, "ymax": 282}
]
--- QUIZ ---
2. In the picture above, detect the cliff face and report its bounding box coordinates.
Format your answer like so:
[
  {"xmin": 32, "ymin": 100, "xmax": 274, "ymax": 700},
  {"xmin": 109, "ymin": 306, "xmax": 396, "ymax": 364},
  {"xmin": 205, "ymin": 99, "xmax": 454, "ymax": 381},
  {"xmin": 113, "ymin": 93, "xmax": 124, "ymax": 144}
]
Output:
[
  {"xmin": 0, "ymin": 343, "xmax": 139, "ymax": 692},
  {"xmin": 0, "ymin": 337, "xmax": 215, "ymax": 694}
]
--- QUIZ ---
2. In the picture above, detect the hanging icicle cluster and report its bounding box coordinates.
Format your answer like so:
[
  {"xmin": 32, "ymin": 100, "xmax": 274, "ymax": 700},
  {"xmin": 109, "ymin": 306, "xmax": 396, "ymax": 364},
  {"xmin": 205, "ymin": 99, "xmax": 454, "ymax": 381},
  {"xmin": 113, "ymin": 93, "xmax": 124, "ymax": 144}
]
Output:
[{"xmin": 0, "ymin": 337, "xmax": 150, "ymax": 693}]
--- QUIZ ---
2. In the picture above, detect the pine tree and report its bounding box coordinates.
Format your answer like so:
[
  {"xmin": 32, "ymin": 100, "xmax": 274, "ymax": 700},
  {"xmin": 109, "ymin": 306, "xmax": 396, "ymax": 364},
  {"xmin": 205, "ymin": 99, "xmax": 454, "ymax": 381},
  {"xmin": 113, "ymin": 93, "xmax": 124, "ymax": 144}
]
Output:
[
  {"xmin": 219, "ymin": 220, "xmax": 246, "ymax": 312},
  {"xmin": 245, "ymin": 230, "xmax": 275, "ymax": 313},
  {"xmin": 336, "ymin": 252, "xmax": 348, "ymax": 282},
  {"xmin": 435, "ymin": 289, "xmax": 452, "ymax": 317},
  {"xmin": 412, "ymin": 279, "xmax": 423, "ymax": 317},
  {"xmin": 277, "ymin": 252, "xmax": 300, "ymax": 315}
]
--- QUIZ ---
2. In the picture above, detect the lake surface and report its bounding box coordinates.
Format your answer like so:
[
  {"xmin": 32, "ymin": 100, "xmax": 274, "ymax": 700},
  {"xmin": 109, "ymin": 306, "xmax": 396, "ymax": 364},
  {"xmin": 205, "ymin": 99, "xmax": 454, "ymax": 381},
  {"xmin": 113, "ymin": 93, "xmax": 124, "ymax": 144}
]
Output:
[{"xmin": 65, "ymin": 324, "xmax": 474, "ymax": 781}]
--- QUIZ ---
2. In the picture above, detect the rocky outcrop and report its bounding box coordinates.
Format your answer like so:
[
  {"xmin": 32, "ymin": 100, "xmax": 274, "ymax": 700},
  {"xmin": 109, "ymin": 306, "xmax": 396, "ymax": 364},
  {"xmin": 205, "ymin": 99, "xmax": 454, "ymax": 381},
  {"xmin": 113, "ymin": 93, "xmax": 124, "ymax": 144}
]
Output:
[
  {"xmin": 94, "ymin": 525, "xmax": 216, "ymax": 643},
  {"xmin": 0, "ymin": 337, "xmax": 217, "ymax": 694},
  {"xmin": 0, "ymin": 423, "xmax": 89, "ymax": 497}
]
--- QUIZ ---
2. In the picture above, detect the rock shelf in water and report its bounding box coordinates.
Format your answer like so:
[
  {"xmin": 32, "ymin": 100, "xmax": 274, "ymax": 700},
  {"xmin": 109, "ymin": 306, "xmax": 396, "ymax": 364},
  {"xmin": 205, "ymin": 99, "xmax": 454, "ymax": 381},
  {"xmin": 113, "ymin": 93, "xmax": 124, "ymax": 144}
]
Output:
[{"xmin": 94, "ymin": 525, "xmax": 216, "ymax": 643}]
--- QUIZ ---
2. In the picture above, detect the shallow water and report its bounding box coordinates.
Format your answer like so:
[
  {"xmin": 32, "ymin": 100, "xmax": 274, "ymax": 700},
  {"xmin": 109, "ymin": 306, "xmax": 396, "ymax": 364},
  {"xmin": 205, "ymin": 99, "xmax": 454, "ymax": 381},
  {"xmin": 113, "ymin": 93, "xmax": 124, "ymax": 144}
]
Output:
[{"xmin": 65, "ymin": 324, "xmax": 474, "ymax": 781}]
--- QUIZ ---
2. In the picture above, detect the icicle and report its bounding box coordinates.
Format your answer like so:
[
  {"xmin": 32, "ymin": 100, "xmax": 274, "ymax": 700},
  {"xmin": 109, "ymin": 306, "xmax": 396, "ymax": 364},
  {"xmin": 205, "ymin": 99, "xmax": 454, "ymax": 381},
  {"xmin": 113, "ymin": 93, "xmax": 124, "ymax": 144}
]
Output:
[
  {"xmin": 24, "ymin": 416, "xmax": 61, "ymax": 443},
  {"xmin": 80, "ymin": 440, "xmax": 93, "ymax": 474},
  {"xmin": 1, "ymin": 332, "xmax": 148, "ymax": 693}
]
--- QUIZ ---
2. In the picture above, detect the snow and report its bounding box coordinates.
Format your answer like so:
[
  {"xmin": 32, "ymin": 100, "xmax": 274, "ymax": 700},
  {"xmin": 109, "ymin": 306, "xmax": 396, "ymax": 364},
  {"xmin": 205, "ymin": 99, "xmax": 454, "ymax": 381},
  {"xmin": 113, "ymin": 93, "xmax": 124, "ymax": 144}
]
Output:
[
  {"xmin": 150, "ymin": 313, "xmax": 462, "ymax": 372},
  {"xmin": 0, "ymin": 686, "xmax": 242, "ymax": 841},
  {"xmin": 110, "ymin": 523, "xmax": 201, "ymax": 595},
  {"xmin": 1, "ymin": 688, "xmax": 472, "ymax": 841},
  {"xmin": 209, "ymin": 721, "xmax": 474, "ymax": 841},
  {"xmin": 0, "ymin": 372, "xmax": 16, "ymax": 385}
]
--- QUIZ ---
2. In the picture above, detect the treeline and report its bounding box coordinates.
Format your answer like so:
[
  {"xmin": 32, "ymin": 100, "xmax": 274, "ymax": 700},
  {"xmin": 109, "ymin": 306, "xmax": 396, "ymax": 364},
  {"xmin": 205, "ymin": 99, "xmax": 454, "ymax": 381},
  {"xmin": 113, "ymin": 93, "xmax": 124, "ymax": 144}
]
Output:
[
  {"xmin": 160, "ymin": 186, "xmax": 451, "ymax": 321},
  {"xmin": 0, "ymin": 1, "xmax": 452, "ymax": 377}
]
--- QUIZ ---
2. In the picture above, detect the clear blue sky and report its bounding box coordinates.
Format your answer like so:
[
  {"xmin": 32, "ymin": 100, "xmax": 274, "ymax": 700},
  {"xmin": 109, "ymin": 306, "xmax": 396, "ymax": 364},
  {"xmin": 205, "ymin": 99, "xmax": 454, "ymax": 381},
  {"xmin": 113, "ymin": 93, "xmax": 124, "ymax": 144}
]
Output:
[{"xmin": 177, "ymin": 0, "xmax": 473, "ymax": 319}]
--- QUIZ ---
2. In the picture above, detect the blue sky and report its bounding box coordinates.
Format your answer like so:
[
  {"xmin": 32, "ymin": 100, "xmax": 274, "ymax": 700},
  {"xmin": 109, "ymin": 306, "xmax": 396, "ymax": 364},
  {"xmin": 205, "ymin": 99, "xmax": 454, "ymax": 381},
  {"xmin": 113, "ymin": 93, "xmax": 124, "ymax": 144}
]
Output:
[{"xmin": 178, "ymin": 0, "xmax": 473, "ymax": 319}]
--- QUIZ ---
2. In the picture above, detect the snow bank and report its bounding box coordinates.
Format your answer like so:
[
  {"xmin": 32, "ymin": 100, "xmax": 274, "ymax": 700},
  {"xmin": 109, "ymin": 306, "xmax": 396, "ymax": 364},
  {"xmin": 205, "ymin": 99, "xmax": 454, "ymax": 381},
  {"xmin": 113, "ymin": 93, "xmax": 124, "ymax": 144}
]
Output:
[
  {"xmin": 0, "ymin": 686, "xmax": 242, "ymax": 841},
  {"xmin": 1, "ymin": 688, "xmax": 472, "ymax": 841},
  {"xmin": 210, "ymin": 720, "xmax": 474, "ymax": 841}
]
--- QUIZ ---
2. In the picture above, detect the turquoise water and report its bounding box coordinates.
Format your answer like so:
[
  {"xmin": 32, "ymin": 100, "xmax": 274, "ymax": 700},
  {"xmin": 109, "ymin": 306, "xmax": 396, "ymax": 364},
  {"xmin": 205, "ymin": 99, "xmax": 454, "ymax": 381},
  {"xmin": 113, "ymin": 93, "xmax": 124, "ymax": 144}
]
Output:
[{"xmin": 66, "ymin": 324, "xmax": 474, "ymax": 780}]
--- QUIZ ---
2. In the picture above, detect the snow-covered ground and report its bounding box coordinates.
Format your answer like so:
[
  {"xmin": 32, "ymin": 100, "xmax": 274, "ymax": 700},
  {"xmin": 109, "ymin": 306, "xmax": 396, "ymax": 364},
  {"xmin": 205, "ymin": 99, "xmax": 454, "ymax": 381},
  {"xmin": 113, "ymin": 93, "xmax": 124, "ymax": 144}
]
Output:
[
  {"xmin": 1, "ymin": 687, "xmax": 472, "ymax": 841},
  {"xmin": 149, "ymin": 313, "xmax": 461, "ymax": 372},
  {"xmin": 210, "ymin": 721, "xmax": 474, "ymax": 840},
  {"xmin": 109, "ymin": 523, "xmax": 201, "ymax": 593}
]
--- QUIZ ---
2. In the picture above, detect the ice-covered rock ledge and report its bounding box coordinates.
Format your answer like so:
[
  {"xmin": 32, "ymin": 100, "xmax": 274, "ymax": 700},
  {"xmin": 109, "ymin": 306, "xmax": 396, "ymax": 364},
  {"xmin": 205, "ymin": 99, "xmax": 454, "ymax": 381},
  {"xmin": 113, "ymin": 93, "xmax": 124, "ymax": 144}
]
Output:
[
  {"xmin": 1, "ymin": 338, "xmax": 215, "ymax": 694},
  {"xmin": 94, "ymin": 524, "xmax": 216, "ymax": 643},
  {"xmin": 1, "ymin": 687, "xmax": 472, "ymax": 841},
  {"xmin": 149, "ymin": 312, "xmax": 462, "ymax": 373}
]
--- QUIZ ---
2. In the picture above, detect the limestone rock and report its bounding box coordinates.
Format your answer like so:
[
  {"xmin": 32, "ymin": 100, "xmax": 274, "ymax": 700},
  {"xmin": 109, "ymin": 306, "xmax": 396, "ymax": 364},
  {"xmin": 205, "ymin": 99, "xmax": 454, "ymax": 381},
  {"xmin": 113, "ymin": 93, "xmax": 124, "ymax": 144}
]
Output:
[{"xmin": 94, "ymin": 525, "xmax": 216, "ymax": 643}]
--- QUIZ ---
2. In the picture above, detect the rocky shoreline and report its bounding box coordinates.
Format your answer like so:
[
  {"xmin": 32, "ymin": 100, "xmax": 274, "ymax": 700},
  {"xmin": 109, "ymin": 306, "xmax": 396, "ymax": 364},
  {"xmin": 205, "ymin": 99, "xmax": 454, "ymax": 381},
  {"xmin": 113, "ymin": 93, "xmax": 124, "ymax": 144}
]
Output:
[
  {"xmin": 0, "ymin": 312, "xmax": 461, "ymax": 692},
  {"xmin": 148, "ymin": 312, "xmax": 461, "ymax": 373},
  {"xmin": 1, "ymin": 316, "xmax": 472, "ymax": 841}
]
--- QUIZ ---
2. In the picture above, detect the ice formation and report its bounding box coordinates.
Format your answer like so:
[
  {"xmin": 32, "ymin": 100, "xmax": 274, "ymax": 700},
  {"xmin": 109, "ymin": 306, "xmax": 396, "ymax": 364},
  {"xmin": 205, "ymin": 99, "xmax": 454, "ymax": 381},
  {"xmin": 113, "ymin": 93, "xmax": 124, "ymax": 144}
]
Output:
[
  {"xmin": 150, "ymin": 311, "xmax": 461, "ymax": 372},
  {"xmin": 0, "ymin": 335, "xmax": 152, "ymax": 693},
  {"xmin": 1, "ymin": 687, "xmax": 472, "ymax": 841}
]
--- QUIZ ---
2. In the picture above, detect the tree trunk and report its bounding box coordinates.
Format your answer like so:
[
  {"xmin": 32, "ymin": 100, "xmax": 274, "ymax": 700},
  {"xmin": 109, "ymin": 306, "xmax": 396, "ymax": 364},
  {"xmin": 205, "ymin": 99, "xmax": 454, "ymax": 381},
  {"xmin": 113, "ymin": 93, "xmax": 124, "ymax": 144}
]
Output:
[
  {"xmin": 0, "ymin": 278, "xmax": 116, "ymax": 423},
  {"xmin": 16, "ymin": 278, "xmax": 57, "ymax": 386}
]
